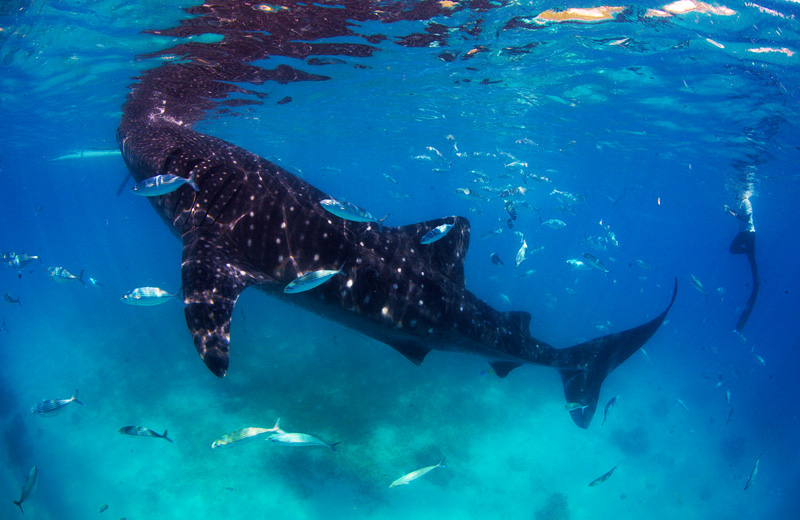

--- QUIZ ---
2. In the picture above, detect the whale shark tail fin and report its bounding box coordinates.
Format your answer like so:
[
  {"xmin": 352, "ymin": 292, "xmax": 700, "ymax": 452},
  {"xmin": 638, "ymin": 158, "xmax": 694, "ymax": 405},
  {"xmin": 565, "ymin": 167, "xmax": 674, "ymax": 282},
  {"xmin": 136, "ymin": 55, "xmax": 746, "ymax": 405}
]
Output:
[{"xmin": 559, "ymin": 278, "xmax": 678, "ymax": 428}]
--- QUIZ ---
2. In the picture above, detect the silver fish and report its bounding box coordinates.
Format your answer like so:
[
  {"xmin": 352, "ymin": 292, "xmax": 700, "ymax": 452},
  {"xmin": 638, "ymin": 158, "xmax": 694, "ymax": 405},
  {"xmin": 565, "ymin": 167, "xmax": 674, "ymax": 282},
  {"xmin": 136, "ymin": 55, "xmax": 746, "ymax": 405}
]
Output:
[
  {"xmin": 13, "ymin": 466, "xmax": 37, "ymax": 514},
  {"xmin": 565, "ymin": 402, "xmax": 589, "ymax": 412},
  {"xmin": 31, "ymin": 390, "xmax": 83, "ymax": 417},
  {"xmin": 601, "ymin": 395, "xmax": 619, "ymax": 426},
  {"xmin": 676, "ymin": 398, "xmax": 690, "ymax": 411},
  {"xmin": 743, "ymin": 456, "xmax": 760, "ymax": 490},
  {"xmin": 119, "ymin": 426, "xmax": 173, "ymax": 443},
  {"xmin": 46, "ymin": 266, "xmax": 84, "ymax": 285},
  {"xmin": 268, "ymin": 429, "xmax": 339, "ymax": 451},
  {"xmin": 588, "ymin": 464, "xmax": 618, "ymax": 487},
  {"xmin": 541, "ymin": 218, "xmax": 567, "ymax": 229},
  {"xmin": 515, "ymin": 237, "xmax": 528, "ymax": 269},
  {"xmin": 320, "ymin": 198, "xmax": 387, "ymax": 226},
  {"xmin": 2, "ymin": 252, "xmax": 40, "ymax": 270},
  {"xmin": 420, "ymin": 223, "xmax": 454, "ymax": 245},
  {"xmin": 690, "ymin": 274, "xmax": 709, "ymax": 295},
  {"xmin": 566, "ymin": 259, "xmax": 591, "ymax": 271},
  {"xmin": 131, "ymin": 173, "xmax": 198, "ymax": 196},
  {"xmin": 50, "ymin": 149, "xmax": 121, "ymax": 161},
  {"xmin": 120, "ymin": 287, "xmax": 178, "ymax": 306},
  {"xmin": 390, "ymin": 457, "xmax": 446, "ymax": 488},
  {"xmin": 212, "ymin": 419, "xmax": 283, "ymax": 448},
  {"xmin": 583, "ymin": 254, "xmax": 610, "ymax": 275},
  {"xmin": 284, "ymin": 267, "xmax": 343, "ymax": 294}
]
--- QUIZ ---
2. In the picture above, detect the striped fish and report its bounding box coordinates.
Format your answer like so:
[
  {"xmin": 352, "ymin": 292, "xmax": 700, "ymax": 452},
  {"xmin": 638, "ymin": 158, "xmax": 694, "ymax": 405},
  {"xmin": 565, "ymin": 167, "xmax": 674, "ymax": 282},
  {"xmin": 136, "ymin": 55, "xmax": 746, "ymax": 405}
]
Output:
[
  {"xmin": 31, "ymin": 390, "xmax": 83, "ymax": 417},
  {"xmin": 118, "ymin": 426, "xmax": 173, "ymax": 443}
]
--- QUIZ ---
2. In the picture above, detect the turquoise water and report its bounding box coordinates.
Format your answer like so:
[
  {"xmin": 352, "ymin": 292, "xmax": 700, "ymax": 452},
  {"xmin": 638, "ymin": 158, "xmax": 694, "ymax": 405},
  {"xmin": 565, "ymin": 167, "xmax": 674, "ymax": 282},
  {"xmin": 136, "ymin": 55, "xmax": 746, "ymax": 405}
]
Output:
[{"xmin": 1, "ymin": 1, "xmax": 799, "ymax": 518}]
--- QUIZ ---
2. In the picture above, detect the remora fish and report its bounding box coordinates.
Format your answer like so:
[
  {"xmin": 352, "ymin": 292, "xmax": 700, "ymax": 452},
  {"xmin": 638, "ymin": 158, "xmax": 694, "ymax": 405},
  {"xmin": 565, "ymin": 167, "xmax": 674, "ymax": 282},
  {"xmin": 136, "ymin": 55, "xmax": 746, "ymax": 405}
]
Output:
[
  {"xmin": 588, "ymin": 464, "xmax": 618, "ymax": 487},
  {"xmin": 119, "ymin": 426, "xmax": 173, "ymax": 442},
  {"xmin": 120, "ymin": 287, "xmax": 178, "ymax": 306},
  {"xmin": 131, "ymin": 173, "xmax": 199, "ymax": 196},
  {"xmin": 284, "ymin": 267, "xmax": 343, "ymax": 294},
  {"xmin": 211, "ymin": 419, "xmax": 283, "ymax": 448},
  {"xmin": 601, "ymin": 395, "xmax": 619, "ymax": 426},
  {"xmin": 743, "ymin": 456, "xmax": 760, "ymax": 490},
  {"xmin": 390, "ymin": 457, "xmax": 446, "ymax": 488},
  {"xmin": 116, "ymin": 3, "xmax": 678, "ymax": 429},
  {"xmin": 46, "ymin": 266, "xmax": 85, "ymax": 285},
  {"xmin": 31, "ymin": 390, "xmax": 83, "ymax": 416},
  {"xmin": 13, "ymin": 466, "xmax": 37, "ymax": 514},
  {"xmin": 420, "ymin": 223, "xmax": 454, "ymax": 244},
  {"xmin": 320, "ymin": 198, "xmax": 387, "ymax": 226}
]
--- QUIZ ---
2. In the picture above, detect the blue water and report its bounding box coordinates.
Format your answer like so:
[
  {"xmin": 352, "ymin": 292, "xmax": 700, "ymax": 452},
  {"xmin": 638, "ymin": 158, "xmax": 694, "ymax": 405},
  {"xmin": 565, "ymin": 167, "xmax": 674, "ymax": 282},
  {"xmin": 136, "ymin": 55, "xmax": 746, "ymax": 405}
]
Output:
[{"xmin": 1, "ymin": 0, "xmax": 799, "ymax": 518}]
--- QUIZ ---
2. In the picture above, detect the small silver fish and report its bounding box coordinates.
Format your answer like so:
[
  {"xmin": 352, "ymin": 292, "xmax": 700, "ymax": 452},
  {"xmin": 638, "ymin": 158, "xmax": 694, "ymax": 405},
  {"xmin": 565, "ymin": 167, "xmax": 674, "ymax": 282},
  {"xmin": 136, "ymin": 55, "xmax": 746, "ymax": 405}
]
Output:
[
  {"xmin": 390, "ymin": 457, "xmax": 446, "ymax": 488},
  {"xmin": 268, "ymin": 429, "xmax": 339, "ymax": 450},
  {"xmin": 131, "ymin": 173, "xmax": 198, "ymax": 196},
  {"xmin": 13, "ymin": 466, "xmax": 37, "ymax": 514},
  {"xmin": 320, "ymin": 198, "xmax": 387, "ymax": 226},
  {"xmin": 566, "ymin": 259, "xmax": 591, "ymax": 271},
  {"xmin": 743, "ymin": 456, "xmax": 760, "ymax": 490},
  {"xmin": 583, "ymin": 254, "xmax": 610, "ymax": 275},
  {"xmin": 31, "ymin": 390, "xmax": 83, "ymax": 417},
  {"xmin": 284, "ymin": 267, "xmax": 343, "ymax": 294},
  {"xmin": 588, "ymin": 464, "xmax": 618, "ymax": 487},
  {"xmin": 119, "ymin": 426, "xmax": 173, "ymax": 442},
  {"xmin": 690, "ymin": 274, "xmax": 709, "ymax": 295},
  {"xmin": 46, "ymin": 266, "xmax": 85, "ymax": 285},
  {"xmin": 120, "ymin": 287, "xmax": 178, "ymax": 306},
  {"xmin": 2, "ymin": 252, "xmax": 40, "ymax": 270},
  {"xmin": 212, "ymin": 419, "xmax": 283, "ymax": 449},
  {"xmin": 601, "ymin": 395, "xmax": 619, "ymax": 426},
  {"xmin": 565, "ymin": 402, "xmax": 589, "ymax": 412},
  {"xmin": 514, "ymin": 237, "xmax": 528, "ymax": 269},
  {"xmin": 676, "ymin": 398, "xmax": 690, "ymax": 411},
  {"xmin": 420, "ymin": 223, "xmax": 454, "ymax": 244},
  {"xmin": 540, "ymin": 218, "xmax": 566, "ymax": 229}
]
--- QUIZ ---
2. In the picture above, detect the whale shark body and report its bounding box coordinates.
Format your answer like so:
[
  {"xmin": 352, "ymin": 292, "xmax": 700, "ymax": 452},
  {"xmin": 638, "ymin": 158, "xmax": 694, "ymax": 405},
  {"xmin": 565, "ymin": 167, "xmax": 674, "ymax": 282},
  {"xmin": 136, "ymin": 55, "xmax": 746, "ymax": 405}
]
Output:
[{"xmin": 117, "ymin": 0, "xmax": 677, "ymax": 428}]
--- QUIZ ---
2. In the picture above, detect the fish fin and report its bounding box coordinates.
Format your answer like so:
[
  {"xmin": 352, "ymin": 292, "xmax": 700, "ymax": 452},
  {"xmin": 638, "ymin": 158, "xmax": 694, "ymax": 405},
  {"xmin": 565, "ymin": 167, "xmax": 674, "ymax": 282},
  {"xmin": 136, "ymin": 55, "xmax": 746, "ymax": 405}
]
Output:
[
  {"xmin": 329, "ymin": 441, "xmax": 341, "ymax": 451},
  {"xmin": 13, "ymin": 500, "xmax": 23, "ymax": 515},
  {"xmin": 78, "ymin": 269, "xmax": 86, "ymax": 286},
  {"xmin": 559, "ymin": 278, "xmax": 677, "ymax": 428},
  {"xmin": 387, "ymin": 339, "xmax": 432, "ymax": 366},
  {"xmin": 72, "ymin": 389, "xmax": 84, "ymax": 406},
  {"xmin": 490, "ymin": 361, "xmax": 523, "ymax": 378},
  {"xmin": 162, "ymin": 430, "xmax": 173, "ymax": 443},
  {"xmin": 394, "ymin": 216, "xmax": 470, "ymax": 286},
  {"xmin": 182, "ymin": 233, "xmax": 270, "ymax": 377}
]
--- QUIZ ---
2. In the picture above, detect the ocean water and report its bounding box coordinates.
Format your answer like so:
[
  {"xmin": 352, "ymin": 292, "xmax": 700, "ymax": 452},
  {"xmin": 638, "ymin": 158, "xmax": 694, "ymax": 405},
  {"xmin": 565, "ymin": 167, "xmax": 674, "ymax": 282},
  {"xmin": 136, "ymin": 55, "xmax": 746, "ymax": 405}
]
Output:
[{"xmin": 1, "ymin": 0, "xmax": 799, "ymax": 518}]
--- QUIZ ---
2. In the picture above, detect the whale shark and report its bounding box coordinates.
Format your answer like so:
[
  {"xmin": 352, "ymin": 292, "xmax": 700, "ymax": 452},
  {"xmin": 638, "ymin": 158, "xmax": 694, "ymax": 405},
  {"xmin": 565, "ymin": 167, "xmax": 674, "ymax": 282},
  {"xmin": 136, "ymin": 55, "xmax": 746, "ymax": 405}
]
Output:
[{"xmin": 117, "ymin": 0, "xmax": 677, "ymax": 428}]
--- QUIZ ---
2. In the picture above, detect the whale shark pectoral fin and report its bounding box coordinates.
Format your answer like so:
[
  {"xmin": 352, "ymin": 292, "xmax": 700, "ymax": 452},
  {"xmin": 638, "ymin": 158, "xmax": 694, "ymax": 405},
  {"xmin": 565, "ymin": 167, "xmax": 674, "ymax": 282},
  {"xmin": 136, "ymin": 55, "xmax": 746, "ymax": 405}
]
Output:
[
  {"xmin": 181, "ymin": 235, "xmax": 269, "ymax": 377},
  {"xmin": 387, "ymin": 339, "xmax": 432, "ymax": 365},
  {"xmin": 559, "ymin": 278, "xmax": 678, "ymax": 428},
  {"xmin": 490, "ymin": 361, "xmax": 523, "ymax": 378}
]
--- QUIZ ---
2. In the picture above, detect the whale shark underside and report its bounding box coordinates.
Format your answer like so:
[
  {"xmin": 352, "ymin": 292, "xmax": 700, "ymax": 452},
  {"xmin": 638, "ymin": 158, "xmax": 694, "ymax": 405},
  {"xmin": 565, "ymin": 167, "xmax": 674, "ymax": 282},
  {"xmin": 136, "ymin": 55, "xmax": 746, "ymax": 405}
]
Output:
[{"xmin": 117, "ymin": 0, "xmax": 677, "ymax": 428}]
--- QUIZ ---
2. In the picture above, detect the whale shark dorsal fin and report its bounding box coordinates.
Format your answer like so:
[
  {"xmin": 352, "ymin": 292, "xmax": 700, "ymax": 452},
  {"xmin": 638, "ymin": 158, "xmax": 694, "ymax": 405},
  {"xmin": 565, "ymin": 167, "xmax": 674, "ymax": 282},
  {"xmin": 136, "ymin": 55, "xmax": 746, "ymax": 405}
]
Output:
[
  {"xmin": 396, "ymin": 216, "xmax": 470, "ymax": 286},
  {"xmin": 181, "ymin": 234, "xmax": 270, "ymax": 377}
]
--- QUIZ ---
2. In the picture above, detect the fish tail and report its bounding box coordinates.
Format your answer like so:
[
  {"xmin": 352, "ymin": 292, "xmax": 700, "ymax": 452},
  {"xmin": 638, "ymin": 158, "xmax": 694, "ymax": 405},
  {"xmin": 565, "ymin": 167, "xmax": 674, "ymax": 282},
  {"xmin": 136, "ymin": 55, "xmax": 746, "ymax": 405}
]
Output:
[
  {"xmin": 73, "ymin": 390, "xmax": 84, "ymax": 406},
  {"xmin": 438, "ymin": 455, "xmax": 446, "ymax": 468},
  {"xmin": 329, "ymin": 441, "xmax": 341, "ymax": 452},
  {"xmin": 78, "ymin": 269, "xmax": 86, "ymax": 286},
  {"xmin": 558, "ymin": 279, "xmax": 677, "ymax": 428},
  {"xmin": 186, "ymin": 175, "xmax": 200, "ymax": 192},
  {"xmin": 272, "ymin": 417, "xmax": 282, "ymax": 433},
  {"xmin": 13, "ymin": 500, "xmax": 23, "ymax": 515},
  {"xmin": 162, "ymin": 430, "xmax": 173, "ymax": 443}
]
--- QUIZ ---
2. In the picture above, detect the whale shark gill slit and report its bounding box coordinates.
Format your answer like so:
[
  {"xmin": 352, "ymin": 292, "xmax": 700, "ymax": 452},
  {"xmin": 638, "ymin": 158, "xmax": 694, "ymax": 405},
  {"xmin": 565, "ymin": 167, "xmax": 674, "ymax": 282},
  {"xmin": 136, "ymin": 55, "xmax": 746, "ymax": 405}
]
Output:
[{"xmin": 118, "ymin": 1, "xmax": 677, "ymax": 428}]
